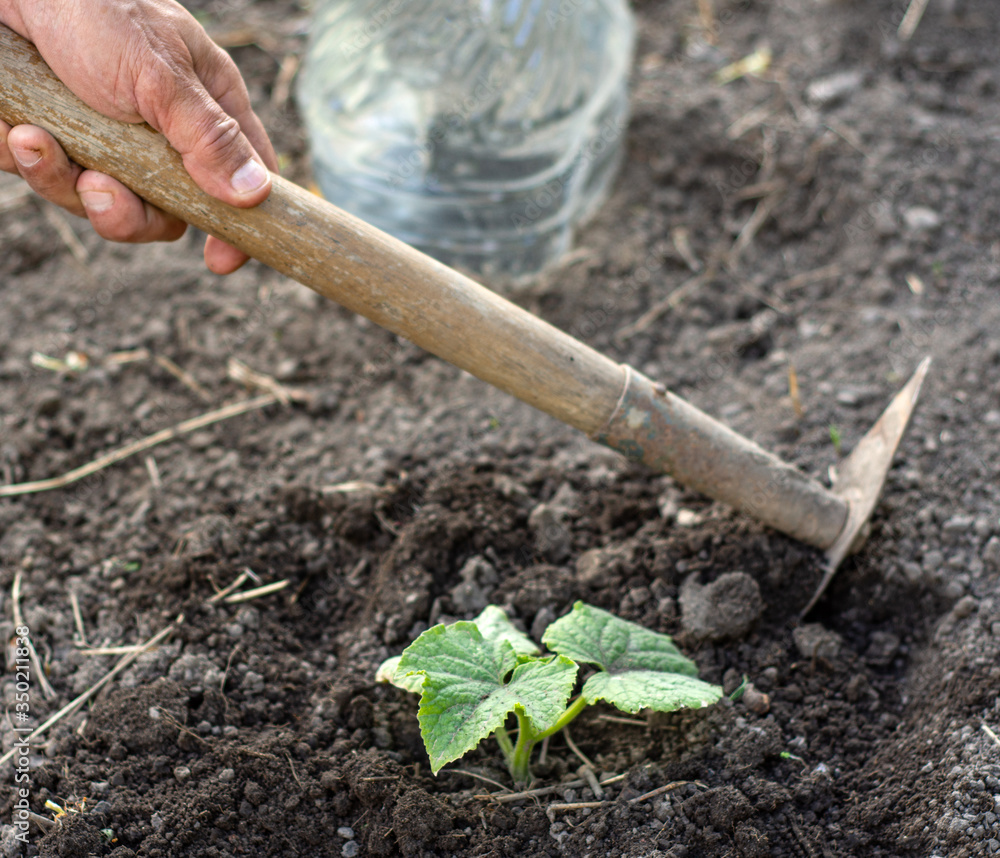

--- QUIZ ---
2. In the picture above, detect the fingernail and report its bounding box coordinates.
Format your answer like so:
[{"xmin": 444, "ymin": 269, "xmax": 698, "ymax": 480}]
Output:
[
  {"xmin": 13, "ymin": 148, "xmax": 42, "ymax": 168},
  {"xmin": 79, "ymin": 190, "xmax": 114, "ymax": 213},
  {"xmin": 231, "ymin": 159, "xmax": 268, "ymax": 195}
]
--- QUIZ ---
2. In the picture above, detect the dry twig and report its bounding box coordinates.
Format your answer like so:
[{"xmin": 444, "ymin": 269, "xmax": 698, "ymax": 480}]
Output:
[
  {"xmin": 728, "ymin": 187, "xmax": 785, "ymax": 270},
  {"xmin": 69, "ymin": 589, "xmax": 88, "ymax": 647},
  {"xmin": 898, "ymin": 0, "xmax": 931, "ymax": 41},
  {"xmin": 0, "ymin": 617, "xmax": 181, "ymax": 766},
  {"xmin": 727, "ymin": 99, "xmax": 777, "ymax": 141},
  {"xmin": 228, "ymin": 357, "xmax": 313, "ymax": 405},
  {"xmin": 0, "ymin": 395, "xmax": 276, "ymax": 498},
  {"xmin": 734, "ymin": 180, "xmax": 785, "ymax": 202},
  {"xmin": 77, "ymin": 645, "xmax": 151, "ymax": 656},
  {"xmin": 154, "ymin": 355, "xmax": 212, "ymax": 401},
  {"xmin": 628, "ymin": 780, "xmax": 702, "ymax": 805},
  {"xmin": 671, "ymin": 226, "xmax": 702, "ymax": 272},
  {"xmin": 11, "ymin": 572, "xmax": 57, "ymax": 700},
  {"xmin": 321, "ymin": 480, "xmax": 393, "ymax": 496},
  {"xmin": 271, "ymin": 53, "xmax": 301, "ymax": 109},
  {"xmin": 224, "ymin": 580, "xmax": 290, "ymax": 603},
  {"xmin": 547, "ymin": 801, "xmax": 606, "ymax": 815},
  {"xmin": 26, "ymin": 811, "xmax": 56, "ymax": 832},
  {"xmin": 616, "ymin": 272, "xmax": 708, "ymax": 341},
  {"xmin": 772, "ymin": 263, "xmax": 842, "ymax": 295},
  {"xmin": 596, "ymin": 714, "xmax": 648, "ymax": 727},
  {"xmin": 445, "ymin": 770, "xmax": 511, "ymax": 792},
  {"xmin": 208, "ymin": 570, "xmax": 252, "ymax": 603},
  {"xmin": 41, "ymin": 205, "xmax": 89, "ymax": 265},
  {"xmin": 788, "ymin": 363, "xmax": 804, "ymax": 419},
  {"xmin": 579, "ymin": 764, "xmax": 604, "ymax": 799},
  {"xmin": 285, "ymin": 751, "xmax": 304, "ymax": 790},
  {"xmin": 697, "ymin": 0, "xmax": 716, "ymax": 42},
  {"xmin": 562, "ymin": 727, "xmax": 595, "ymax": 770},
  {"xmin": 475, "ymin": 772, "xmax": 626, "ymax": 804},
  {"xmin": 106, "ymin": 349, "xmax": 151, "ymax": 365},
  {"xmin": 143, "ymin": 456, "xmax": 162, "ymax": 491}
]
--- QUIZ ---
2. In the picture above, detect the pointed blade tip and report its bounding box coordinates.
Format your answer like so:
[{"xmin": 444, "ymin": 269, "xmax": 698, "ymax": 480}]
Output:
[{"xmin": 805, "ymin": 356, "xmax": 932, "ymax": 618}]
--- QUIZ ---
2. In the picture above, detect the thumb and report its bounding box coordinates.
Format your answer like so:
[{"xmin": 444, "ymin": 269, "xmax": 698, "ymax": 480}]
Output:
[{"xmin": 142, "ymin": 65, "xmax": 272, "ymax": 208}]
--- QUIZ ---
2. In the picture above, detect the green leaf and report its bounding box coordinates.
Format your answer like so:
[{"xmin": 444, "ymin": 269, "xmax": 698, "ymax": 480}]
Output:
[
  {"xmin": 543, "ymin": 602, "xmax": 697, "ymax": 675},
  {"xmin": 376, "ymin": 606, "xmax": 537, "ymax": 694},
  {"xmin": 543, "ymin": 602, "xmax": 722, "ymax": 714},
  {"xmin": 374, "ymin": 655, "xmax": 425, "ymax": 694},
  {"xmin": 581, "ymin": 670, "xmax": 722, "ymax": 714},
  {"xmin": 470, "ymin": 605, "xmax": 540, "ymax": 658},
  {"xmin": 398, "ymin": 622, "xmax": 577, "ymax": 773}
]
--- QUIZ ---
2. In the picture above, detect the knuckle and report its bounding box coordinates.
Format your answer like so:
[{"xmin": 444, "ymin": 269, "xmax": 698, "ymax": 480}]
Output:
[
  {"xmin": 193, "ymin": 112, "xmax": 244, "ymax": 165},
  {"xmin": 27, "ymin": 169, "xmax": 69, "ymax": 200},
  {"xmin": 24, "ymin": 159, "xmax": 81, "ymax": 208}
]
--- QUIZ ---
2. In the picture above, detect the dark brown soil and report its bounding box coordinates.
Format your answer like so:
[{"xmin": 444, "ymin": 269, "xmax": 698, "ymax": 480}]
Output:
[{"xmin": 2, "ymin": 1, "xmax": 999, "ymax": 857}]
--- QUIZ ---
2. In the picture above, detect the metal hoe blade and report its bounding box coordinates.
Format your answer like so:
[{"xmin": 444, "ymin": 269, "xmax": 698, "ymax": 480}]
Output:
[{"xmin": 800, "ymin": 356, "xmax": 932, "ymax": 616}]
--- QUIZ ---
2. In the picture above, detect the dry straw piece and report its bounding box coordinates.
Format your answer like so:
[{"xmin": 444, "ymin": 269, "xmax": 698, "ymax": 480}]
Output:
[
  {"xmin": 0, "ymin": 395, "xmax": 277, "ymax": 498},
  {"xmin": 0, "ymin": 618, "xmax": 182, "ymax": 767}
]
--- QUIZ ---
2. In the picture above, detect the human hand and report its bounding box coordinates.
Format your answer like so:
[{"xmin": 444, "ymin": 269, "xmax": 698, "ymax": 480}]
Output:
[{"xmin": 0, "ymin": 0, "xmax": 278, "ymax": 273}]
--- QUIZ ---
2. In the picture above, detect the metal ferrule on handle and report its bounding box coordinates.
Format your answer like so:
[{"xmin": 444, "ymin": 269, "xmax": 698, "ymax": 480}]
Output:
[{"xmin": 593, "ymin": 367, "xmax": 849, "ymax": 547}]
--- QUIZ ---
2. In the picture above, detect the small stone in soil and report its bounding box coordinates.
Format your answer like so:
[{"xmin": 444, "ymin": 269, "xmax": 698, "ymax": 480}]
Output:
[
  {"xmin": 951, "ymin": 595, "xmax": 978, "ymax": 620},
  {"xmin": 902, "ymin": 206, "xmax": 942, "ymax": 231},
  {"xmin": 528, "ymin": 503, "xmax": 572, "ymax": 562},
  {"xmin": 742, "ymin": 684, "xmax": 770, "ymax": 715},
  {"xmin": 679, "ymin": 571, "xmax": 764, "ymax": 642},
  {"xmin": 531, "ymin": 606, "xmax": 556, "ymax": 641},
  {"xmin": 449, "ymin": 555, "xmax": 498, "ymax": 613},
  {"xmin": 864, "ymin": 631, "xmax": 901, "ymax": 668},
  {"xmin": 676, "ymin": 509, "xmax": 701, "ymax": 527},
  {"xmin": 806, "ymin": 69, "xmax": 864, "ymax": 106},
  {"xmin": 574, "ymin": 546, "xmax": 629, "ymax": 588},
  {"xmin": 792, "ymin": 624, "xmax": 842, "ymax": 660},
  {"xmin": 984, "ymin": 537, "xmax": 1000, "ymax": 570}
]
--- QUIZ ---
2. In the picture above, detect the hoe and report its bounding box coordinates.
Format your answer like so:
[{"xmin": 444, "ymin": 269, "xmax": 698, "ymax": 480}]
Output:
[{"xmin": 0, "ymin": 25, "xmax": 929, "ymax": 615}]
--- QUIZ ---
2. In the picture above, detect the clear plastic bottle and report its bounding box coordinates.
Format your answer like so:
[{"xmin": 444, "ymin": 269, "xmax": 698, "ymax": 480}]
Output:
[{"xmin": 296, "ymin": 0, "xmax": 635, "ymax": 280}]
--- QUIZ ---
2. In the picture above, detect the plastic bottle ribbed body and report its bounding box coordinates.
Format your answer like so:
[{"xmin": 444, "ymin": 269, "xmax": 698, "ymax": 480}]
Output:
[{"xmin": 297, "ymin": 0, "xmax": 635, "ymax": 279}]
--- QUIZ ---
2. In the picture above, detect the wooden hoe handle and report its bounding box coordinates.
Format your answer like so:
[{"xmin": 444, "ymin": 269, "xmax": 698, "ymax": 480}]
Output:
[{"xmin": 0, "ymin": 23, "xmax": 625, "ymax": 436}]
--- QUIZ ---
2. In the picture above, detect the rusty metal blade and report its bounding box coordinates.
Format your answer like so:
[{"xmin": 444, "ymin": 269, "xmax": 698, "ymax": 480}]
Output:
[{"xmin": 801, "ymin": 357, "xmax": 932, "ymax": 616}]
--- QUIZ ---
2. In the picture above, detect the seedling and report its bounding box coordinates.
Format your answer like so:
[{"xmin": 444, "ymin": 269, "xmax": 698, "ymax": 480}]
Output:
[
  {"xmin": 377, "ymin": 602, "xmax": 722, "ymax": 785},
  {"xmin": 829, "ymin": 424, "xmax": 843, "ymax": 456}
]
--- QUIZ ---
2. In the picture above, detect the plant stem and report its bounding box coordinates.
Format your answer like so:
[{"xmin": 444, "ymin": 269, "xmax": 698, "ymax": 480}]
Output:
[
  {"xmin": 535, "ymin": 695, "xmax": 588, "ymax": 742},
  {"xmin": 496, "ymin": 697, "xmax": 590, "ymax": 785},
  {"xmin": 508, "ymin": 710, "xmax": 536, "ymax": 785},
  {"xmin": 494, "ymin": 724, "xmax": 516, "ymax": 772}
]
